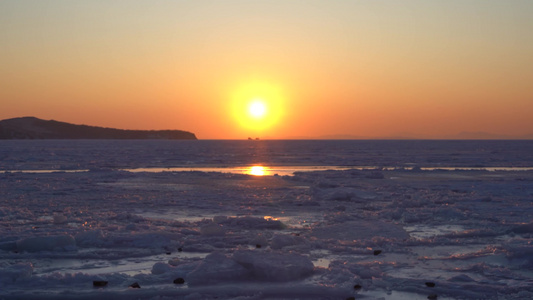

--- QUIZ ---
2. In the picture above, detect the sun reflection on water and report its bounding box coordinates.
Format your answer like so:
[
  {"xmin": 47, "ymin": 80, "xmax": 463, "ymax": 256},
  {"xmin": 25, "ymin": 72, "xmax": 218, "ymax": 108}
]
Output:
[{"xmin": 248, "ymin": 166, "xmax": 267, "ymax": 176}]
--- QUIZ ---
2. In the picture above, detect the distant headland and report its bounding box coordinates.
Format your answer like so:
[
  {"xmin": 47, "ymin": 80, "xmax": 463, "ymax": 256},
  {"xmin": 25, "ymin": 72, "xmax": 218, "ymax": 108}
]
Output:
[{"xmin": 0, "ymin": 117, "xmax": 197, "ymax": 140}]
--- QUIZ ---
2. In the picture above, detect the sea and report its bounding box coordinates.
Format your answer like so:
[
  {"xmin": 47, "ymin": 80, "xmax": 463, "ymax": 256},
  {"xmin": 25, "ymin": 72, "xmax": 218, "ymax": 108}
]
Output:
[
  {"xmin": 1, "ymin": 139, "xmax": 532, "ymax": 300},
  {"xmin": 2, "ymin": 139, "xmax": 533, "ymax": 172}
]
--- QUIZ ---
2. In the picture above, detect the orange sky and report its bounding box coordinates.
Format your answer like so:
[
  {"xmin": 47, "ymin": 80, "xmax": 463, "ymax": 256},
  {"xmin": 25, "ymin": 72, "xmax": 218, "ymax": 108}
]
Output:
[{"xmin": 1, "ymin": 1, "xmax": 532, "ymax": 139}]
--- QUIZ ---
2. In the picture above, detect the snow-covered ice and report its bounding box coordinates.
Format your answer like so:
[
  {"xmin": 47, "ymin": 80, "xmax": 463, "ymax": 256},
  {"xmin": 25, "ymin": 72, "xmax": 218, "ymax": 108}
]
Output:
[{"xmin": 0, "ymin": 140, "xmax": 532, "ymax": 299}]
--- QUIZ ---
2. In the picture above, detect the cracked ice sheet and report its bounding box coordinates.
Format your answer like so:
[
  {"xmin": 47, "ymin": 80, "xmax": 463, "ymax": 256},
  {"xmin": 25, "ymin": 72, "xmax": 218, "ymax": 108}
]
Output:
[{"xmin": 1, "ymin": 168, "xmax": 532, "ymax": 300}]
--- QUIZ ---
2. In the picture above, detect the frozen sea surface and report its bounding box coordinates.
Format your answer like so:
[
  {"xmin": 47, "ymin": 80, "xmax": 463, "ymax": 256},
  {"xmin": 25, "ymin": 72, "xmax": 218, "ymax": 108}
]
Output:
[{"xmin": 0, "ymin": 140, "xmax": 532, "ymax": 299}]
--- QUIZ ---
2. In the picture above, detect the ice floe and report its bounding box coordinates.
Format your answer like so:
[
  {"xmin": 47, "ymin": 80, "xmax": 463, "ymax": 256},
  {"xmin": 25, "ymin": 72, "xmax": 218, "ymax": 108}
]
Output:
[{"xmin": 1, "ymin": 140, "xmax": 532, "ymax": 299}]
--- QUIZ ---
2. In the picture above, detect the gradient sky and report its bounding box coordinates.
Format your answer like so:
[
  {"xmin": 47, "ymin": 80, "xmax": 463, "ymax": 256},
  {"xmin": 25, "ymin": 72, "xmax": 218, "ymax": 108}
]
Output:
[{"xmin": 1, "ymin": 1, "xmax": 532, "ymax": 139}]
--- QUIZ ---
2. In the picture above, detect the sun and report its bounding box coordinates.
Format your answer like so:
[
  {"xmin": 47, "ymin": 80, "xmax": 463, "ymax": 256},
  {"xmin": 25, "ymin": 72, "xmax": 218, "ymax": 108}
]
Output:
[
  {"xmin": 249, "ymin": 100, "xmax": 267, "ymax": 119},
  {"xmin": 230, "ymin": 81, "xmax": 285, "ymax": 133}
]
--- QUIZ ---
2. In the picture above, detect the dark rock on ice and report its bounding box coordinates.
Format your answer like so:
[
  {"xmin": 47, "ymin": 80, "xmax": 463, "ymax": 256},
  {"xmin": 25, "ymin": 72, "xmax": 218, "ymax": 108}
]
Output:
[
  {"xmin": 354, "ymin": 284, "xmax": 362, "ymax": 290},
  {"xmin": 346, "ymin": 297, "xmax": 356, "ymax": 300},
  {"xmin": 425, "ymin": 282, "xmax": 436, "ymax": 287},
  {"xmin": 428, "ymin": 294, "xmax": 438, "ymax": 299},
  {"xmin": 178, "ymin": 247, "xmax": 183, "ymax": 252},
  {"xmin": 256, "ymin": 244, "xmax": 262, "ymax": 248},
  {"xmin": 93, "ymin": 280, "xmax": 108, "ymax": 287},
  {"xmin": 373, "ymin": 250, "xmax": 382, "ymax": 256},
  {"xmin": 129, "ymin": 282, "xmax": 141, "ymax": 288},
  {"xmin": 173, "ymin": 277, "xmax": 185, "ymax": 284}
]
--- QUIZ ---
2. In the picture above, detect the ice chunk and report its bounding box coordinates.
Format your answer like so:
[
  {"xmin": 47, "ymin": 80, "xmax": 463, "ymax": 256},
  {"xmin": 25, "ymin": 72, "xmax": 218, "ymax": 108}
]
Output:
[
  {"xmin": 449, "ymin": 274, "xmax": 475, "ymax": 282},
  {"xmin": 504, "ymin": 244, "xmax": 533, "ymax": 267},
  {"xmin": 0, "ymin": 262, "xmax": 33, "ymax": 282},
  {"xmin": 311, "ymin": 220, "xmax": 409, "ymax": 241},
  {"xmin": 270, "ymin": 234, "xmax": 304, "ymax": 249},
  {"xmin": 366, "ymin": 171, "xmax": 384, "ymax": 179},
  {"xmin": 53, "ymin": 214, "xmax": 68, "ymax": 224},
  {"xmin": 232, "ymin": 250, "xmax": 314, "ymax": 281},
  {"xmin": 250, "ymin": 234, "xmax": 269, "ymax": 248},
  {"xmin": 16, "ymin": 235, "xmax": 76, "ymax": 252},
  {"xmin": 324, "ymin": 189, "xmax": 353, "ymax": 201},
  {"xmin": 0, "ymin": 240, "xmax": 17, "ymax": 251},
  {"xmin": 168, "ymin": 258, "xmax": 181, "ymax": 266},
  {"xmin": 187, "ymin": 252, "xmax": 248, "ymax": 286},
  {"xmin": 199, "ymin": 223, "xmax": 225, "ymax": 236},
  {"xmin": 511, "ymin": 222, "xmax": 533, "ymax": 234},
  {"xmin": 124, "ymin": 224, "xmax": 137, "ymax": 231},
  {"xmin": 75, "ymin": 230, "xmax": 106, "ymax": 247},
  {"xmin": 318, "ymin": 187, "xmax": 377, "ymax": 202},
  {"xmin": 151, "ymin": 262, "xmax": 175, "ymax": 275},
  {"xmin": 128, "ymin": 232, "xmax": 174, "ymax": 248},
  {"xmin": 221, "ymin": 216, "xmax": 285, "ymax": 230},
  {"xmin": 212, "ymin": 215, "xmax": 228, "ymax": 223},
  {"xmin": 433, "ymin": 207, "xmax": 466, "ymax": 220},
  {"xmin": 515, "ymin": 291, "xmax": 533, "ymax": 299},
  {"xmin": 184, "ymin": 293, "xmax": 204, "ymax": 300}
]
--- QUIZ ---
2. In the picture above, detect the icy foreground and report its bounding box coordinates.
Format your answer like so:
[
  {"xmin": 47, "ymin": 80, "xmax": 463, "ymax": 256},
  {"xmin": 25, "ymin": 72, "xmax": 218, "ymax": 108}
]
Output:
[{"xmin": 0, "ymin": 140, "xmax": 532, "ymax": 299}]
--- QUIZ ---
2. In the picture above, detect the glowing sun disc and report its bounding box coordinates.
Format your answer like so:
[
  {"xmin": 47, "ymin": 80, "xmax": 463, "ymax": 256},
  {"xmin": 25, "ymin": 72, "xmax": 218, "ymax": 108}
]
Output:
[
  {"xmin": 249, "ymin": 100, "xmax": 266, "ymax": 118},
  {"xmin": 230, "ymin": 81, "xmax": 285, "ymax": 132}
]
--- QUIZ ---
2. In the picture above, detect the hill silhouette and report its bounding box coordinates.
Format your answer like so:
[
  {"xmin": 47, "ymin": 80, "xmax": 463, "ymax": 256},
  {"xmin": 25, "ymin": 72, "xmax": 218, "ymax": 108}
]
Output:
[{"xmin": 0, "ymin": 117, "xmax": 197, "ymax": 140}]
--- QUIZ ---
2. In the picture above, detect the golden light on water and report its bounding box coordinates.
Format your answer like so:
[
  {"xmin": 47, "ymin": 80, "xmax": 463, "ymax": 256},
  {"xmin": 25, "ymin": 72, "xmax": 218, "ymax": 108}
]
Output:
[{"xmin": 249, "ymin": 166, "xmax": 266, "ymax": 176}]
